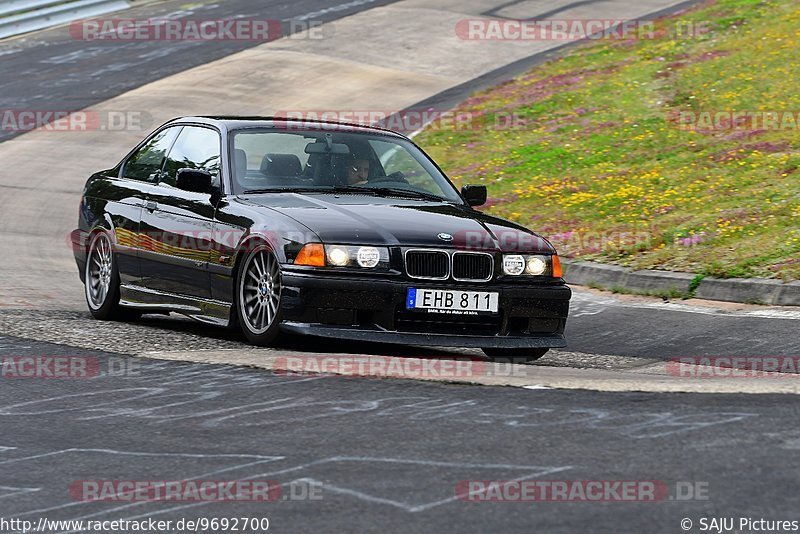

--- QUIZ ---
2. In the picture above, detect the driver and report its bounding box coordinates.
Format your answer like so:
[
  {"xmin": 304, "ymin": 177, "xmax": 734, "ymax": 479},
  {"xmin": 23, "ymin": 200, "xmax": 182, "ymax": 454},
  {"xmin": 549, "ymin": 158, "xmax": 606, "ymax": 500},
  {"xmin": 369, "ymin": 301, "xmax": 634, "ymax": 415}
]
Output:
[{"xmin": 346, "ymin": 157, "xmax": 370, "ymax": 185}]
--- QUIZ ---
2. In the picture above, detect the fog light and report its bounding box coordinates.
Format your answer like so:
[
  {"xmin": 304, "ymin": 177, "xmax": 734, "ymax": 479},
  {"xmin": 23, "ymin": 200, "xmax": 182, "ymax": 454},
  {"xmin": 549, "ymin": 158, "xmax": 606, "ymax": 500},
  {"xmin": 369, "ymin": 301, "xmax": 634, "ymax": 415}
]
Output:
[
  {"xmin": 356, "ymin": 246, "xmax": 380, "ymax": 268},
  {"xmin": 503, "ymin": 255, "xmax": 525, "ymax": 276}
]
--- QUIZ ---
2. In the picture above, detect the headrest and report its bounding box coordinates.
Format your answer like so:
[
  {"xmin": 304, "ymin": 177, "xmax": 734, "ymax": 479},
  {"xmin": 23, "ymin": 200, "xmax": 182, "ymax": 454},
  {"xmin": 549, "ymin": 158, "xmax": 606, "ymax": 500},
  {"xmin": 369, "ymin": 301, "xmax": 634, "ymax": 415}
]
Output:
[
  {"xmin": 260, "ymin": 153, "xmax": 302, "ymax": 177},
  {"xmin": 234, "ymin": 148, "xmax": 248, "ymax": 182}
]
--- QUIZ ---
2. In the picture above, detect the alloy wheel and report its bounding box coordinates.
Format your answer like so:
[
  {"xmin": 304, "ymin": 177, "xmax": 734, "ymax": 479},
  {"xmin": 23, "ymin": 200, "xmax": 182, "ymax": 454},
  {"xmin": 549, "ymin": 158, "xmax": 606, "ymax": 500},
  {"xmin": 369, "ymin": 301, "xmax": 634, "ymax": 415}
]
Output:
[
  {"xmin": 86, "ymin": 232, "xmax": 114, "ymax": 310},
  {"xmin": 239, "ymin": 249, "xmax": 282, "ymax": 335}
]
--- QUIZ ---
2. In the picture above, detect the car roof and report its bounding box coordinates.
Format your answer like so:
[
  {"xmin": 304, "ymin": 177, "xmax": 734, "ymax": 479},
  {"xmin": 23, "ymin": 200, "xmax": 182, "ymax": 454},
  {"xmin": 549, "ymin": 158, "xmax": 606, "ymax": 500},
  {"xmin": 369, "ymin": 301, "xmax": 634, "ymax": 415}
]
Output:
[{"xmin": 166, "ymin": 116, "xmax": 410, "ymax": 139}]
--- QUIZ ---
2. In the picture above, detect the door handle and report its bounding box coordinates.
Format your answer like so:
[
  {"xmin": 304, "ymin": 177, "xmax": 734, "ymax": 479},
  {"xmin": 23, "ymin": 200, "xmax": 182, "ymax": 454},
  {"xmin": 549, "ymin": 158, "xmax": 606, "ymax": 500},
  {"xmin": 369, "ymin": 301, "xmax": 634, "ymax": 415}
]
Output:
[{"xmin": 145, "ymin": 201, "xmax": 158, "ymax": 212}]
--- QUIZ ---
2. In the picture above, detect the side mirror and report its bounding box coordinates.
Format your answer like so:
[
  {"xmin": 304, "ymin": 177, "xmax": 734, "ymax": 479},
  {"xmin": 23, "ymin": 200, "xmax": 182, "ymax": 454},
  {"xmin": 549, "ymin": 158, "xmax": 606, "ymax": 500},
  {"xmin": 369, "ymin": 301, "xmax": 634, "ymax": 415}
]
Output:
[
  {"xmin": 176, "ymin": 168, "xmax": 213, "ymax": 194},
  {"xmin": 461, "ymin": 184, "xmax": 487, "ymax": 207}
]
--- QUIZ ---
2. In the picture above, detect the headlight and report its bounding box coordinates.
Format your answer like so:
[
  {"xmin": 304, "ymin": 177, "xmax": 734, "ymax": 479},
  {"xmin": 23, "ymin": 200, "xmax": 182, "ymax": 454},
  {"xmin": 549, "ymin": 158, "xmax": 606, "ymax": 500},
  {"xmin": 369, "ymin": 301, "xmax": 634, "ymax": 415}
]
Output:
[
  {"xmin": 526, "ymin": 256, "xmax": 547, "ymax": 276},
  {"xmin": 502, "ymin": 254, "xmax": 553, "ymax": 276},
  {"xmin": 326, "ymin": 246, "xmax": 350, "ymax": 266},
  {"xmin": 295, "ymin": 244, "xmax": 390, "ymax": 268},
  {"xmin": 325, "ymin": 245, "xmax": 389, "ymax": 268}
]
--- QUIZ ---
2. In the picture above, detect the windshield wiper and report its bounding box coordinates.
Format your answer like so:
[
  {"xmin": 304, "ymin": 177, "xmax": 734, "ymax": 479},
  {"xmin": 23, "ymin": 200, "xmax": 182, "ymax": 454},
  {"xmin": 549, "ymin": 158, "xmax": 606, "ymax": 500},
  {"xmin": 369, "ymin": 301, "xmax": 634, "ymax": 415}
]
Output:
[
  {"xmin": 242, "ymin": 187, "xmax": 328, "ymax": 194},
  {"xmin": 324, "ymin": 185, "xmax": 448, "ymax": 202},
  {"xmin": 243, "ymin": 185, "xmax": 374, "ymax": 195},
  {"xmin": 327, "ymin": 185, "xmax": 376, "ymax": 194},
  {"xmin": 369, "ymin": 187, "xmax": 448, "ymax": 202},
  {"xmin": 328, "ymin": 185, "xmax": 449, "ymax": 202}
]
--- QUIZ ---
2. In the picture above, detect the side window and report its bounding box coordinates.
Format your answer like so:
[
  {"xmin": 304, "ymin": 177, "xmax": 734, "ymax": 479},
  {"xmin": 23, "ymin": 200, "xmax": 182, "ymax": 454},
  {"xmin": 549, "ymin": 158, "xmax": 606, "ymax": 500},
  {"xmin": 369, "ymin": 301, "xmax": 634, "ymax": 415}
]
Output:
[
  {"xmin": 161, "ymin": 126, "xmax": 221, "ymax": 188},
  {"xmin": 122, "ymin": 127, "xmax": 181, "ymax": 182}
]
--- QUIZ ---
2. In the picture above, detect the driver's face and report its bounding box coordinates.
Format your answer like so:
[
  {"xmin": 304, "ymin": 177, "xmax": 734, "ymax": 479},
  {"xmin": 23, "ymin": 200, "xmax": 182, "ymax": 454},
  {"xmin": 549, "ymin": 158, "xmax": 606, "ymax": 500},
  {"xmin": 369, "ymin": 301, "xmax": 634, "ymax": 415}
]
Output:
[{"xmin": 348, "ymin": 159, "xmax": 369, "ymax": 183}]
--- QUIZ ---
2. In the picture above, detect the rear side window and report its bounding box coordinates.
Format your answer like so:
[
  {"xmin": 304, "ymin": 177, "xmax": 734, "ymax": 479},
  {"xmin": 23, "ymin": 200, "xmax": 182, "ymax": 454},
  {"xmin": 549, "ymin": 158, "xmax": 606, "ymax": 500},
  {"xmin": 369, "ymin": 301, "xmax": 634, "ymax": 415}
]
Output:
[
  {"xmin": 122, "ymin": 127, "xmax": 180, "ymax": 182},
  {"xmin": 161, "ymin": 126, "xmax": 221, "ymax": 188}
]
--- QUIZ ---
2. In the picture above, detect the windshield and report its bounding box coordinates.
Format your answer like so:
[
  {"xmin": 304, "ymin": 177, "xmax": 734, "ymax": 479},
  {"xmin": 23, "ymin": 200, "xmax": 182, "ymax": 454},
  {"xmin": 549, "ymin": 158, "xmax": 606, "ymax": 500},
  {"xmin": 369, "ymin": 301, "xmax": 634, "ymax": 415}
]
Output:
[{"xmin": 229, "ymin": 129, "xmax": 463, "ymax": 202}]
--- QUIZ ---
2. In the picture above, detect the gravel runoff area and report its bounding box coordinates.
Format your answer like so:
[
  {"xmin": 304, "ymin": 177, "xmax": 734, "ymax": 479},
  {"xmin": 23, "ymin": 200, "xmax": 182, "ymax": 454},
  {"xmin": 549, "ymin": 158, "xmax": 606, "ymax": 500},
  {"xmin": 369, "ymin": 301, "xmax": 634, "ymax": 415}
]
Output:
[{"xmin": 0, "ymin": 308, "xmax": 657, "ymax": 372}]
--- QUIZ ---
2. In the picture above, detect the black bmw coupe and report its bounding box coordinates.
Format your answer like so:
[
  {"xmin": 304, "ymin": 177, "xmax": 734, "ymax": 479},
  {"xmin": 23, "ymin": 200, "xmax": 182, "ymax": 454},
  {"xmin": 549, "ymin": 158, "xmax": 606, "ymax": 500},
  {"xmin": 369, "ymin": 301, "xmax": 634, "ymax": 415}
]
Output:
[{"xmin": 72, "ymin": 116, "xmax": 571, "ymax": 361}]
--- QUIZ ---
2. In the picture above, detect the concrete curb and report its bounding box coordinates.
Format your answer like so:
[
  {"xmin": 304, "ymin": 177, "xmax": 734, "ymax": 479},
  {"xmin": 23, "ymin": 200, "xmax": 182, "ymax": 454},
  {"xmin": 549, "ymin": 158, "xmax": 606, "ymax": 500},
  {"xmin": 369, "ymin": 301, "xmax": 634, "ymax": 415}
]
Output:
[
  {"xmin": 775, "ymin": 281, "xmax": 800, "ymax": 306},
  {"xmin": 562, "ymin": 260, "xmax": 798, "ymax": 306},
  {"xmin": 137, "ymin": 348, "xmax": 800, "ymax": 395},
  {"xmin": 695, "ymin": 278, "xmax": 783, "ymax": 305}
]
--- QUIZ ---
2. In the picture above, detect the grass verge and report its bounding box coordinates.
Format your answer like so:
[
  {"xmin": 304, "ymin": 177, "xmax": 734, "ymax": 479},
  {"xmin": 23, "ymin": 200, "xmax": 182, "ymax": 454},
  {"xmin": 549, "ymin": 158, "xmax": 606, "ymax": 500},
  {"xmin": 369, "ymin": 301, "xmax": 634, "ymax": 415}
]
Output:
[{"xmin": 416, "ymin": 0, "xmax": 800, "ymax": 281}]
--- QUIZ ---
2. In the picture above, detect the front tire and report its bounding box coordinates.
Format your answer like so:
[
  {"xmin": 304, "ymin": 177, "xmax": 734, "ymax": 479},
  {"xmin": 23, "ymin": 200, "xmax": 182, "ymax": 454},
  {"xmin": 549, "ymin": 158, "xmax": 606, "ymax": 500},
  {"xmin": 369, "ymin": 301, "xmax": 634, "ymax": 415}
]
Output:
[
  {"xmin": 85, "ymin": 230, "xmax": 129, "ymax": 320},
  {"xmin": 481, "ymin": 347, "xmax": 549, "ymax": 364},
  {"xmin": 236, "ymin": 246, "xmax": 283, "ymax": 346}
]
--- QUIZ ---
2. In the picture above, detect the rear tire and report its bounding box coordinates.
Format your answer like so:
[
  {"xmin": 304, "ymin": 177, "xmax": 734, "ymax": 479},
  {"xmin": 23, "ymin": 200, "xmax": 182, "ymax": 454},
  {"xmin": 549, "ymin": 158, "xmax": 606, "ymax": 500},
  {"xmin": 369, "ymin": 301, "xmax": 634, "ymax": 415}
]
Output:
[
  {"xmin": 481, "ymin": 347, "xmax": 549, "ymax": 364},
  {"xmin": 236, "ymin": 246, "xmax": 283, "ymax": 346}
]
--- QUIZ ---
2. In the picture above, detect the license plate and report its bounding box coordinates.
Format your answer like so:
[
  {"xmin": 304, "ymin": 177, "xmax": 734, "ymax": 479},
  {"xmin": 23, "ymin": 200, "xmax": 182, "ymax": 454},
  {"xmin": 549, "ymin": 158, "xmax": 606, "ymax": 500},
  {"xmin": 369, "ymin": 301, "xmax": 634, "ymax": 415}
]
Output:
[{"xmin": 406, "ymin": 288, "xmax": 499, "ymax": 314}]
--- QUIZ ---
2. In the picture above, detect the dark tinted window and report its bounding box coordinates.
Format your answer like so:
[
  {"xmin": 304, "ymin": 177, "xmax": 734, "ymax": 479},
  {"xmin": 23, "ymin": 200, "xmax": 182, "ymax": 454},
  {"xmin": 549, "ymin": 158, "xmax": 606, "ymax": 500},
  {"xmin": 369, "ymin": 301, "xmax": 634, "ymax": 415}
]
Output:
[
  {"xmin": 162, "ymin": 126, "xmax": 221, "ymax": 188},
  {"xmin": 122, "ymin": 127, "xmax": 180, "ymax": 182},
  {"xmin": 230, "ymin": 130, "xmax": 461, "ymax": 201}
]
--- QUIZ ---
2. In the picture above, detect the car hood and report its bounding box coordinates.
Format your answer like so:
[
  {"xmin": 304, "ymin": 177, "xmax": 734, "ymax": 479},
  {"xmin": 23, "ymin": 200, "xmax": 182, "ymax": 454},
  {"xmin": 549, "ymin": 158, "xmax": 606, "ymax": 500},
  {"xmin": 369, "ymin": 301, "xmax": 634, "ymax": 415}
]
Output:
[{"xmin": 239, "ymin": 193, "xmax": 555, "ymax": 253}]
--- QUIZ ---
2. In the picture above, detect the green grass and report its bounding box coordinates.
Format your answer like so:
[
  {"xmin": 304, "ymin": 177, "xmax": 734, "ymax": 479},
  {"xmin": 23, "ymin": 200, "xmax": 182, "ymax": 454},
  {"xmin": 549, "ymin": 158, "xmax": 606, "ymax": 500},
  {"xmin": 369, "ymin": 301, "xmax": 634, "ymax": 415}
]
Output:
[{"xmin": 416, "ymin": 0, "xmax": 800, "ymax": 281}]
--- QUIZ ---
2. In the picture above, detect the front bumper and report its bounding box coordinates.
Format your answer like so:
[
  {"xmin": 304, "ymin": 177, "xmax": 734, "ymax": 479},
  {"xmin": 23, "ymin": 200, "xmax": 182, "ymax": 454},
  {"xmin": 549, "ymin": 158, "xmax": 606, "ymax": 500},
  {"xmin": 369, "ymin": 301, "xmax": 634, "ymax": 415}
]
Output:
[{"xmin": 280, "ymin": 269, "xmax": 570, "ymax": 349}]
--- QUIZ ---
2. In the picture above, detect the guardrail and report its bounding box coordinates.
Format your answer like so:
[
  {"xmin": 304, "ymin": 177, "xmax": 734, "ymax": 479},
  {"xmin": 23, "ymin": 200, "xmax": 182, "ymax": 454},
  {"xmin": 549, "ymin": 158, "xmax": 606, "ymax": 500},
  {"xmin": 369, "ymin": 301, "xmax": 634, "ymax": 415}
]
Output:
[{"xmin": 0, "ymin": 0, "xmax": 130, "ymax": 39}]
